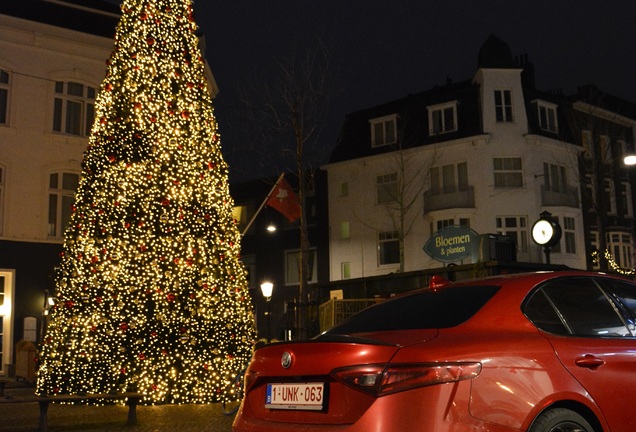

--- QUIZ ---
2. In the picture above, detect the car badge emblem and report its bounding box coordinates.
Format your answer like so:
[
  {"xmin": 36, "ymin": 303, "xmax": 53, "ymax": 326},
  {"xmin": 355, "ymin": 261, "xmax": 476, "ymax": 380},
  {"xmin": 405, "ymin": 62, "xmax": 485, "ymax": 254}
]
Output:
[{"xmin": 281, "ymin": 352, "xmax": 292, "ymax": 369}]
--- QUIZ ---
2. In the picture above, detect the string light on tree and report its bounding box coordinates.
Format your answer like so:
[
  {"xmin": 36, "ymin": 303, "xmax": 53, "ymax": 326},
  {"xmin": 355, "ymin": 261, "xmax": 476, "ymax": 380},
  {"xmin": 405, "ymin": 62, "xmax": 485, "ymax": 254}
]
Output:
[{"xmin": 36, "ymin": 0, "xmax": 256, "ymax": 404}]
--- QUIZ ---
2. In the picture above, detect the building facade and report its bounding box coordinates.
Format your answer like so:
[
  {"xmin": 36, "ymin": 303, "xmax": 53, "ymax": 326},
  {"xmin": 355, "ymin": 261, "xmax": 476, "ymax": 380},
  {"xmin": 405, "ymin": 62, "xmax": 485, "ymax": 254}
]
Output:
[
  {"xmin": 0, "ymin": 0, "xmax": 119, "ymax": 377},
  {"xmin": 323, "ymin": 35, "xmax": 636, "ymax": 285}
]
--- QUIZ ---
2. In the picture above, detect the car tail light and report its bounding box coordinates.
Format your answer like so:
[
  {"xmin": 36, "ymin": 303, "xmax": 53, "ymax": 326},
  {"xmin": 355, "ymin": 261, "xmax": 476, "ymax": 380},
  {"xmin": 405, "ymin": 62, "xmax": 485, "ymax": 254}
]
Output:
[
  {"xmin": 429, "ymin": 275, "xmax": 452, "ymax": 291},
  {"xmin": 244, "ymin": 368, "xmax": 257, "ymax": 392},
  {"xmin": 331, "ymin": 362, "xmax": 481, "ymax": 397}
]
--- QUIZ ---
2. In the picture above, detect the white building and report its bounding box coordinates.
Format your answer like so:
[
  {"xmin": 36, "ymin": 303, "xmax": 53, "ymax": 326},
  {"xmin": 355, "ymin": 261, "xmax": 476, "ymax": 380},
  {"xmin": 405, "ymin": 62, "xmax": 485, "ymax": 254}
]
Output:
[
  {"xmin": 0, "ymin": 0, "xmax": 119, "ymax": 378},
  {"xmin": 324, "ymin": 35, "xmax": 593, "ymax": 282}
]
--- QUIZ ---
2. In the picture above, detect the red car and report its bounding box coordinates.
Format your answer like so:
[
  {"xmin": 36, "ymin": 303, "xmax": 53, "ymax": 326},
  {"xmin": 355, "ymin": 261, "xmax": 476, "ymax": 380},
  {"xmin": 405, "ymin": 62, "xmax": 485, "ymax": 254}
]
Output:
[{"xmin": 233, "ymin": 271, "xmax": 636, "ymax": 432}]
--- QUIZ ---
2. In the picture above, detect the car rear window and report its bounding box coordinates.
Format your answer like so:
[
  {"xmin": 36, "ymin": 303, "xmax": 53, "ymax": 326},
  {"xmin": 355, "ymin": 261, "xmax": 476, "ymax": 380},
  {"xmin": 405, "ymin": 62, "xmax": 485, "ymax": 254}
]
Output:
[{"xmin": 325, "ymin": 285, "xmax": 500, "ymax": 335}]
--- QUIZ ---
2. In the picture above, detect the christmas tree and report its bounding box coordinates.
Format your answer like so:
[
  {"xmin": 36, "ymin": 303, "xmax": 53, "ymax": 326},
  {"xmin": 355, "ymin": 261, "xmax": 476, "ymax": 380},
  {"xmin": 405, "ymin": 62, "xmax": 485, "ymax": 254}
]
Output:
[{"xmin": 36, "ymin": 0, "xmax": 256, "ymax": 404}]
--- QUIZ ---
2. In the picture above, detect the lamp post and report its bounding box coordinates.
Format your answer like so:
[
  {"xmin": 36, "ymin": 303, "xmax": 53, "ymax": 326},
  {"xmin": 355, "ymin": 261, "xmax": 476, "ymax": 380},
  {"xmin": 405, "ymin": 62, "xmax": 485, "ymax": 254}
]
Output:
[{"xmin": 260, "ymin": 282, "xmax": 273, "ymax": 343}]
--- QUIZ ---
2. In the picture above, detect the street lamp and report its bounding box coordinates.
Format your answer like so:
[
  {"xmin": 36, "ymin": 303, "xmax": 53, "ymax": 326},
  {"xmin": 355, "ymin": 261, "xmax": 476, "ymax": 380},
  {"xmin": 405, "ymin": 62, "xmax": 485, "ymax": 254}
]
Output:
[
  {"xmin": 625, "ymin": 155, "xmax": 636, "ymax": 166},
  {"xmin": 531, "ymin": 211, "xmax": 562, "ymax": 264},
  {"xmin": 260, "ymin": 282, "xmax": 273, "ymax": 343}
]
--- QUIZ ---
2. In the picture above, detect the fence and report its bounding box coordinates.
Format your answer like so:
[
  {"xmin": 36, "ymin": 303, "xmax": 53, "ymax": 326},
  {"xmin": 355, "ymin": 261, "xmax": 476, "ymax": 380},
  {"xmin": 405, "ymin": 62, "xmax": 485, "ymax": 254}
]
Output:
[{"xmin": 318, "ymin": 298, "xmax": 379, "ymax": 333}]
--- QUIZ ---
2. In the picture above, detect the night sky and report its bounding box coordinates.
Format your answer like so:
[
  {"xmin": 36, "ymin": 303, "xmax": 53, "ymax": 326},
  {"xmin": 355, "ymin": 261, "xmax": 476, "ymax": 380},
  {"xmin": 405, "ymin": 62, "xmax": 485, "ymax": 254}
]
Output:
[{"xmin": 105, "ymin": 1, "xmax": 636, "ymax": 182}]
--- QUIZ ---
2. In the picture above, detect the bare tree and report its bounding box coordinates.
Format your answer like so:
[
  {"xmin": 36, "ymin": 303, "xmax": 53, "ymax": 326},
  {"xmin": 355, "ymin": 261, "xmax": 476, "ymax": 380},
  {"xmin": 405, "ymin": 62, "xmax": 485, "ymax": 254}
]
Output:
[
  {"xmin": 354, "ymin": 117, "xmax": 441, "ymax": 273},
  {"xmin": 237, "ymin": 38, "xmax": 337, "ymax": 339}
]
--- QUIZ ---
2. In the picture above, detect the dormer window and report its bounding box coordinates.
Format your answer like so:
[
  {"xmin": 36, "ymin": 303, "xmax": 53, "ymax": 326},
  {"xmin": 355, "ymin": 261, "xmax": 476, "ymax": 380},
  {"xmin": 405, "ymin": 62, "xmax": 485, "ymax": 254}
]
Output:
[
  {"xmin": 494, "ymin": 89, "xmax": 513, "ymax": 122},
  {"xmin": 428, "ymin": 101, "xmax": 457, "ymax": 135},
  {"xmin": 536, "ymin": 100, "xmax": 558, "ymax": 133},
  {"xmin": 370, "ymin": 114, "xmax": 397, "ymax": 147}
]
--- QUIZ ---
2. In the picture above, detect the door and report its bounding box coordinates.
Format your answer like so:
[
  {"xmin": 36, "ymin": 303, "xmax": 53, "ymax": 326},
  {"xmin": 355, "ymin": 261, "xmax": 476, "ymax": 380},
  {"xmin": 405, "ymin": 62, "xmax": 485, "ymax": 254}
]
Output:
[{"xmin": 540, "ymin": 277, "xmax": 636, "ymax": 432}]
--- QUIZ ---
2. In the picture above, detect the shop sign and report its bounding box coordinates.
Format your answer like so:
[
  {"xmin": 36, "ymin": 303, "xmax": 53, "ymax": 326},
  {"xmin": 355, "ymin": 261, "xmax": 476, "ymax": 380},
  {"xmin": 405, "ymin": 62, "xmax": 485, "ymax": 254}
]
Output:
[{"xmin": 423, "ymin": 225, "xmax": 479, "ymax": 263}]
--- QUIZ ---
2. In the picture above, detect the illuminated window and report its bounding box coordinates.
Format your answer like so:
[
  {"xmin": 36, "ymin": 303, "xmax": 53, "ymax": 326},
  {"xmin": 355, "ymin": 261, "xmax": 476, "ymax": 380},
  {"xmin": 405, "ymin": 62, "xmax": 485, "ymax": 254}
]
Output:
[
  {"xmin": 285, "ymin": 249, "xmax": 317, "ymax": 285},
  {"xmin": 340, "ymin": 221, "xmax": 350, "ymax": 240},
  {"xmin": 53, "ymin": 81, "xmax": 96, "ymax": 136},
  {"xmin": 48, "ymin": 172, "xmax": 79, "ymax": 237},
  {"xmin": 232, "ymin": 204, "xmax": 255, "ymax": 235},
  {"xmin": 341, "ymin": 262, "xmax": 351, "ymax": 279},
  {"xmin": 370, "ymin": 115, "xmax": 397, "ymax": 147},
  {"xmin": 339, "ymin": 182, "xmax": 348, "ymax": 197}
]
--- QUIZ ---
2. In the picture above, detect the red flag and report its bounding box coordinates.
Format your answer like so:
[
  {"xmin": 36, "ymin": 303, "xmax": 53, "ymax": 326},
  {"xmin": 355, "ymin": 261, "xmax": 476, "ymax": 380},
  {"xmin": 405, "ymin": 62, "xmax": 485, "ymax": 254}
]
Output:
[{"xmin": 266, "ymin": 175, "xmax": 301, "ymax": 222}]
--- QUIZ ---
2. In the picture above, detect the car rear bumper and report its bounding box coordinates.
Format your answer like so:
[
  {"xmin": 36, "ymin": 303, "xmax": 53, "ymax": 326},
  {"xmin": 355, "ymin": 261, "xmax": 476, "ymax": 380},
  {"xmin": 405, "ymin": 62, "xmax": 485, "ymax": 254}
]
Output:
[{"xmin": 233, "ymin": 380, "xmax": 521, "ymax": 432}]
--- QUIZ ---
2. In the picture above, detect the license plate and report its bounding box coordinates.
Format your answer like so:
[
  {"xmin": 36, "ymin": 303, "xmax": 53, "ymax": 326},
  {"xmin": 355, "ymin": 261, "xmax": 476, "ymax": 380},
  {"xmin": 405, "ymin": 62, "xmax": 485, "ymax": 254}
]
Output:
[{"xmin": 265, "ymin": 382, "xmax": 324, "ymax": 410}]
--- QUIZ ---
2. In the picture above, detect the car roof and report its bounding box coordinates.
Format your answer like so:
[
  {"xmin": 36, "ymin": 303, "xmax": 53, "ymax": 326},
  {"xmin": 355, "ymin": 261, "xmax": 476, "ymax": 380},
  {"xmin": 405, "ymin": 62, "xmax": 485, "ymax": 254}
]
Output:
[{"xmin": 434, "ymin": 270, "xmax": 628, "ymax": 291}]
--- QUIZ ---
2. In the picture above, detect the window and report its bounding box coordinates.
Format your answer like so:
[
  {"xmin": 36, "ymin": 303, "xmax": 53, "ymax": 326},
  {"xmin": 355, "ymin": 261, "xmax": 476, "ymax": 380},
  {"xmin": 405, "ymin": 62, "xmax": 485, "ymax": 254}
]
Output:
[
  {"xmin": 378, "ymin": 231, "xmax": 399, "ymax": 265},
  {"xmin": 341, "ymin": 262, "xmax": 351, "ymax": 280},
  {"xmin": 340, "ymin": 221, "xmax": 350, "ymax": 240},
  {"xmin": 232, "ymin": 204, "xmax": 255, "ymax": 235},
  {"xmin": 581, "ymin": 130, "xmax": 592, "ymax": 158},
  {"xmin": 430, "ymin": 218, "xmax": 471, "ymax": 235},
  {"xmin": 430, "ymin": 162, "xmax": 468, "ymax": 194},
  {"xmin": 537, "ymin": 101, "xmax": 558, "ymax": 132},
  {"xmin": 428, "ymin": 102, "xmax": 457, "ymax": 135},
  {"xmin": 370, "ymin": 115, "xmax": 397, "ymax": 147},
  {"xmin": 0, "ymin": 165, "xmax": 4, "ymax": 236},
  {"xmin": 493, "ymin": 157, "xmax": 523, "ymax": 188},
  {"xmin": 494, "ymin": 90, "xmax": 513, "ymax": 122},
  {"xmin": 325, "ymin": 285, "xmax": 500, "ymax": 334},
  {"xmin": 543, "ymin": 163, "xmax": 567, "ymax": 192},
  {"xmin": 376, "ymin": 173, "xmax": 397, "ymax": 204},
  {"xmin": 496, "ymin": 216, "xmax": 528, "ymax": 252},
  {"xmin": 437, "ymin": 219, "xmax": 453, "ymax": 231},
  {"xmin": 620, "ymin": 182, "xmax": 632, "ymax": 217},
  {"xmin": 0, "ymin": 69, "xmax": 9, "ymax": 125},
  {"xmin": 339, "ymin": 182, "xmax": 349, "ymax": 197},
  {"xmin": 525, "ymin": 277, "xmax": 629, "ymax": 336},
  {"xmin": 607, "ymin": 232, "xmax": 633, "ymax": 269},
  {"xmin": 604, "ymin": 178, "xmax": 616, "ymax": 214},
  {"xmin": 285, "ymin": 249, "xmax": 317, "ymax": 285},
  {"xmin": 600, "ymin": 135, "xmax": 611, "ymax": 162},
  {"xmin": 563, "ymin": 217, "xmax": 576, "ymax": 254},
  {"xmin": 48, "ymin": 172, "xmax": 79, "ymax": 237},
  {"xmin": 53, "ymin": 81, "xmax": 96, "ymax": 136}
]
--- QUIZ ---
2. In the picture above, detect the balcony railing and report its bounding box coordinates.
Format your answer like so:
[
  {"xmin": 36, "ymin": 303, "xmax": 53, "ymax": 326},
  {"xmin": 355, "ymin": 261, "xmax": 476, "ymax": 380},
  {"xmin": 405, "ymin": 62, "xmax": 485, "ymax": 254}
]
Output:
[
  {"xmin": 541, "ymin": 185, "xmax": 579, "ymax": 208},
  {"xmin": 424, "ymin": 186, "xmax": 475, "ymax": 213}
]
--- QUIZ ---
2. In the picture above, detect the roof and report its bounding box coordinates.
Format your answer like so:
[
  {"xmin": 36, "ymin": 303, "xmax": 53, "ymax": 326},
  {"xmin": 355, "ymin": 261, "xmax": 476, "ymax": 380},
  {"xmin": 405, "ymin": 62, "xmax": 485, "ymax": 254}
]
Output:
[
  {"xmin": 328, "ymin": 78, "xmax": 482, "ymax": 164},
  {"xmin": 0, "ymin": 0, "xmax": 119, "ymax": 39}
]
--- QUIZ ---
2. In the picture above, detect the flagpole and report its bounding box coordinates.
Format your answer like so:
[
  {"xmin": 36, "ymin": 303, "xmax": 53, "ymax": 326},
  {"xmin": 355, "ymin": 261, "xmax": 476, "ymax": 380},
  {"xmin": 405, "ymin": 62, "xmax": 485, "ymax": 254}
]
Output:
[{"xmin": 241, "ymin": 173, "xmax": 285, "ymax": 236}]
